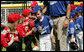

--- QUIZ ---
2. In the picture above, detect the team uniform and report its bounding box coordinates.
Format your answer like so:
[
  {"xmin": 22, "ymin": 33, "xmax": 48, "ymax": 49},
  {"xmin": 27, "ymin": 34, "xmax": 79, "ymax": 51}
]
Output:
[
  {"xmin": 67, "ymin": 12, "xmax": 78, "ymax": 51},
  {"xmin": 1, "ymin": 13, "xmax": 25, "ymax": 51},
  {"xmin": 1, "ymin": 35, "xmax": 8, "ymax": 50},
  {"xmin": 22, "ymin": 8, "xmax": 38, "ymax": 51},
  {"xmin": 35, "ymin": 15, "xmax": 54, "ymax": 51},
  {"xmin": 75, "ymin": 16, "xmax": 83, "ymax": 51},
  {"xmin": 1, "ymin": 24, "xmax": 26, "ymax": 51},
  {"xmin": 23, "ymin": 18, "xmax": 37, "ymax": 51},
  {"xmin": 67, "ymin": 20, "xmax": 77, "ymax": 51}
]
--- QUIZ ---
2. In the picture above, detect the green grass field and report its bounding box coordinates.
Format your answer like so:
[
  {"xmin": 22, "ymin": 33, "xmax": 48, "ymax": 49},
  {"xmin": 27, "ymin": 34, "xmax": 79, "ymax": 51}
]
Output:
[{"xmin": 2, "ymin": 36, "xmax": 40, "ymax": 51}]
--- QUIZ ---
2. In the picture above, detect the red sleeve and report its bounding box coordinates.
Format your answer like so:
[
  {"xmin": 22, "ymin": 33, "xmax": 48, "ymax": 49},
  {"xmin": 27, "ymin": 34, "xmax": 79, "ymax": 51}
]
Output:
[
  {"xmin": 1, "ymin": 35, "xmax": 8, "ymax": 47},
  {"xmin": 29, "ymin": 22, "xmax": 35, "ymax": 29},
  {"xmin": 18, "ymin": 28, "xmax": 26, "ymax": 38},
  {"xmin": 17, "ymin": 25, "xmax": 26, "ymax": 38}
]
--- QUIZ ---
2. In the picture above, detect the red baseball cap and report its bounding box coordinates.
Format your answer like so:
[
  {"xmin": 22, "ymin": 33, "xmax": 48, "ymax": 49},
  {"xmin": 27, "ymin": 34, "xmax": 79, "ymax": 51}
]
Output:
[
  {"xmin": 30, "ymin": 1, "xmax": 38, "ymax": 7},
  {"xmin": 8, "ymin": 13, "xmax": 17, "ymax": 22},
  {"xmin": 15, "ymin": 13, "xmax": 23, "ymax": 20},
  {"xmin": 71, "ymin": 4, "xmax": 75, "ymax": 11},
  {"xmin": 8, "ymin": 13, "xmax": 22, "ymax": 22},
  {"xmin": 71, "ymin": 4, "xmax": 78, "ymax": 11},
  {"xmin": 22, "ymin": 9, "xmax": 33, "ymax": 17},
  {"xmin": 74, "ymin": 5, "xmax": 77, "ymax": 9}
]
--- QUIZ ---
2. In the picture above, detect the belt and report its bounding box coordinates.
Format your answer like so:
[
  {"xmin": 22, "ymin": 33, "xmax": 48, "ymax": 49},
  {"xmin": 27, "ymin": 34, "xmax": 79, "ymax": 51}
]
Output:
[{"xmin": 39, "ymin": 34, "xmax": 50, "ymax": 37}]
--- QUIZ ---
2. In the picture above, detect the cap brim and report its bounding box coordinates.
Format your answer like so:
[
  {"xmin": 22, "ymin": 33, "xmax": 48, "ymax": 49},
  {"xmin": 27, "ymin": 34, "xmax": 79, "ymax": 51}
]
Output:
[
  {"xmin": 30, "ymin": 4, "xmax": 36, "ymax": 7},
  {"xmin": 32, "ymin": 9, "xmax": 38, "ymax": 13}
]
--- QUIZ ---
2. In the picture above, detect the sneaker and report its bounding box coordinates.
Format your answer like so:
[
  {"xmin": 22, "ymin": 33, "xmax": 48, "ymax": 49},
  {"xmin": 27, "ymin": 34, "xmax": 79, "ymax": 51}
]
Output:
[{"xmin": 33, "ymin": 46, "xmax": 39, "ymax": 50}]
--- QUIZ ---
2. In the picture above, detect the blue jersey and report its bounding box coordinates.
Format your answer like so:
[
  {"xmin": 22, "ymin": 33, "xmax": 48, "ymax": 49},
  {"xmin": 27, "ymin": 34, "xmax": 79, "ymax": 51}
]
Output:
[
  {"xmin": 79, "ymin": 16, "xmax": 83, "ymax": 30},
  {"xmin": 35, "ymin": 15, "xmax": 54, "ymax": 35},
  {"xmin": 44, "ymin": 1, "xmax": 71, "ymax": 16},
  {"xmin": 68, "ymin": 21, "xmax": 76, "ymax": 38},
  {"xmin": 75, "ymin": 17, "xmax": 81, "ymax": 31}
]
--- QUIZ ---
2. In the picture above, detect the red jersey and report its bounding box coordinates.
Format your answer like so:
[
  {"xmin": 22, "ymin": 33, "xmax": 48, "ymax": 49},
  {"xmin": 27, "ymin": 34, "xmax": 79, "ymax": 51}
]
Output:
[
  {"xmin": 1, "ymin": 25, "xmax": 26, "ymax": 42},
  {"xmin": 23, "ymin": 18, "xmax": 35, "ymax": 36},
  {"xmin": 29, "ymin": 22, "xmax": 35, "ymax": 36},
  {"xmin": 16, "ymin": 24, "xmax": 26, "ymax": 38},
  {"xmin": 1, "ymin": 35, "xmax": 8, "ymax": 49}
]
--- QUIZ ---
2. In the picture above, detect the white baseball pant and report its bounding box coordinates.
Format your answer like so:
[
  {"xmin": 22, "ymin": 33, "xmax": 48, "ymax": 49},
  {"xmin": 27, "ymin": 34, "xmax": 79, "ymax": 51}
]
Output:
[{"xmin": 39, "ymin": 34, "xmax": 52, "ymax": 51}]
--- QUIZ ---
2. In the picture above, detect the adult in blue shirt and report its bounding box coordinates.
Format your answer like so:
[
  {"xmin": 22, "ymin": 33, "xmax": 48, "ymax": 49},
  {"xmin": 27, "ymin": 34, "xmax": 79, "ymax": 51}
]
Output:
[
  {"xmin": 32, "ymin": 5, "xmax": 54, "ymax": 51},
  {"xmin": 43, "ymin": 1, "xmax": 71, "ymax": 51}
]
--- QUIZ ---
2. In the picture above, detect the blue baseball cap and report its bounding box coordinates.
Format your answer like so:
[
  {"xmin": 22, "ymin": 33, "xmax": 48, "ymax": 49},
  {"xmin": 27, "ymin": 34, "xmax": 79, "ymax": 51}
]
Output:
[
  {"xmin": 70, "ymin": 12, "xmax": 76, "ymax": 18},
  {"xmin": 32, "ymin": 5, "xmax": 43, "ymax": 13},
  {"xmin": 76, "ymin": 6, "xmax": 82, "ymax": 12},
  {"xmin": 72, "ymin": 9, "xmax": 78, "ymax": 13}
]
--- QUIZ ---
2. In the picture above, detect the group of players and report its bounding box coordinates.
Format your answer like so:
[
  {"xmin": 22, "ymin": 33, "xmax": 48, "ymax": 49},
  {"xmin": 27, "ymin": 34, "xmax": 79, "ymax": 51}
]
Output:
[{"xmin": 1, "ymin": 1, "xmax": 83, "ymax": 51}]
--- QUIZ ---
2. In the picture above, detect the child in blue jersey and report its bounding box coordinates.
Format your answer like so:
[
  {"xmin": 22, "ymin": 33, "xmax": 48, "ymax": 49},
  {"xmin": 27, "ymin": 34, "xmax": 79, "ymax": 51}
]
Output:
[
  {"xmin": 32, "ymin": 5, "xmax": 54, "ymax": 51},
  {"xmin": 67, "ymin": 12, "xmax": 77, "ymax": 51},
  {"xmin": 75, "ymin": 6, "xmax": 83, "ymax": 51}
]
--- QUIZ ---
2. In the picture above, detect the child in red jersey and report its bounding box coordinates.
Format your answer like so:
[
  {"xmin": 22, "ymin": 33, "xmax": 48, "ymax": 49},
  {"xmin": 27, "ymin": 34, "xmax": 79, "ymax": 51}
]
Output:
[
  {"xmin": 1, "ymin": 13, "xmax": 35, "ymax": 51},
  {"xmin": 1, "ymin": 33, "xmax": 18, "ymax": 50},
  {"xmin": 22, "ymin": 8, "xmax": 39, "ymax": 51}
]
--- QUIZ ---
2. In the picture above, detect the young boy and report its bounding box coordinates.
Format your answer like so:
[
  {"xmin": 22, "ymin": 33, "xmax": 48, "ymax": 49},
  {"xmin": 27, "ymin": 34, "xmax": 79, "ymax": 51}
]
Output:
[
  {"xmin": 22, "ymin": 9, "xmax": 38, "ymax": 51},
  {"xmin": 67, "ymin": 12, "xmax": 77, "ymax": 51},
  {"xmin": 32, "ymin": 5, "xmax": 54, "ymax": 51},
  {"xmin": 75, "ymin": 6, "xmax": 83, "ymax": 51}
]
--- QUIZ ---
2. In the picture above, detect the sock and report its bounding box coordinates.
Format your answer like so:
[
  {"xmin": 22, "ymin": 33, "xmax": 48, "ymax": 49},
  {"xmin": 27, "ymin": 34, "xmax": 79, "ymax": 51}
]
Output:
[{"xmin": 34, "ymin": 43, "xmax": 37, "ymax": 46}]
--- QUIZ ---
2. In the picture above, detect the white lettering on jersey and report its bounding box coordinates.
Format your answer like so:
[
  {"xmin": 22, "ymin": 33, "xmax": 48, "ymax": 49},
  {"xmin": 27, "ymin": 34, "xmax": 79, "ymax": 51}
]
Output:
[
  {"xmin": 10, "ymin": 34, "xmax": 14, "ymax": 39},
  {"xmin": 41, "ymin": 30, "xmax": 46, "ymax": 35},
  {"xmin": 49, "ymin": 20, "xmax": 53, "ymax": 26},
  {"xmin": 2, "ymin": 30, "xmax": 7, "ymax": 35},
  {"xmin": 71, "ymin": 28, "xmax": 74, "ymax": 34},
  {"xmin": 15, "ymin": 31, "xmax": 18, "ymax": 34},
  {"xmin": 41, "ymin": 26, "xmax": 49, "ymax": 34}
]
